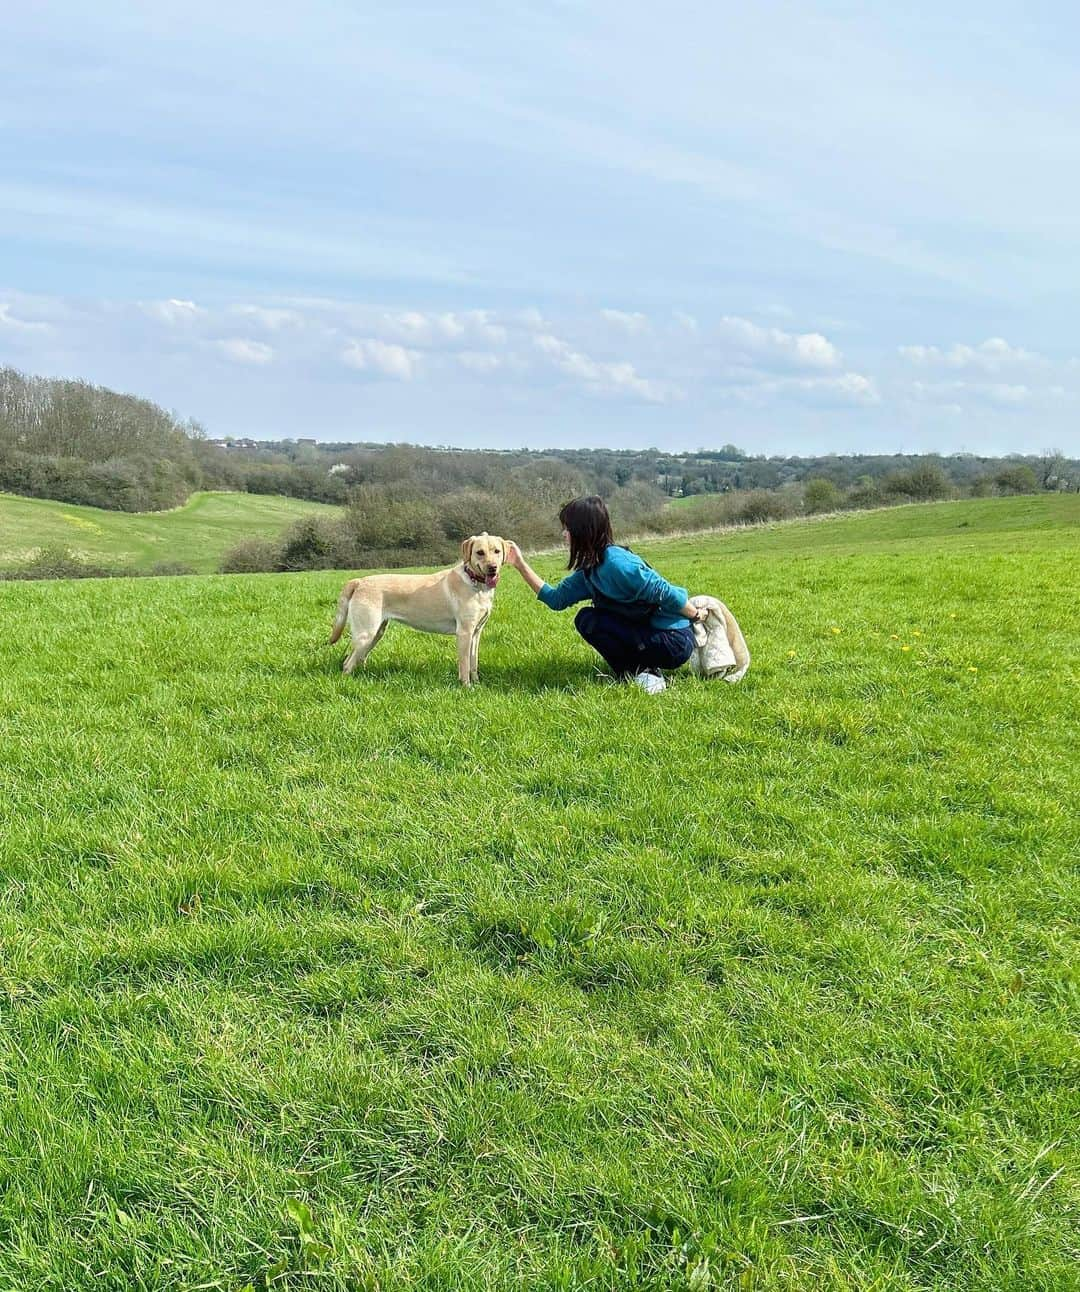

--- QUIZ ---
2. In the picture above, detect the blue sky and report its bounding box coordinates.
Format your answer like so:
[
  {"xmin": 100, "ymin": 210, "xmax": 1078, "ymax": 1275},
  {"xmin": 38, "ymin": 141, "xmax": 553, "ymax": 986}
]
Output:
[{"xmin": 2, "ymin": 1, "xmax": 1078, "ymax": 453}]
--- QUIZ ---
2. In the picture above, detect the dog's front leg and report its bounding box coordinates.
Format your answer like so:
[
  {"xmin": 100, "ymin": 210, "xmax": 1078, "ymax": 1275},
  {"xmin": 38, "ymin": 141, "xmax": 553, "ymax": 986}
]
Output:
[
  {"xmin": 470, "ymin": 617, "xmax": 488, "ymax": 683},
  {"xmin": 469, "ymin": 628, "xmax": 480, "ymax": 684},
  {"xmin": 456, "ymin": 626, "xmax": 473, "ymax": 686}
]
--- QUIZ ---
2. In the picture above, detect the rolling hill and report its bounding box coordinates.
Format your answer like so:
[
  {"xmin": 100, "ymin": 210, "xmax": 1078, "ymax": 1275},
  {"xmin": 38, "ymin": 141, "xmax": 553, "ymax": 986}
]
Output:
[{"xmin": 0, "ymin": 489, "xmax": 342, "ymax": 574}]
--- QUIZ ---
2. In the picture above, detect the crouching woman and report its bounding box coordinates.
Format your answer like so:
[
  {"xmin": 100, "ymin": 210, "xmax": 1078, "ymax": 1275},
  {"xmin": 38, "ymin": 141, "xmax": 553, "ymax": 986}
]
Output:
[{"xmin": 506, "ymin": 495, "xmax": 705, "ymax": 693}]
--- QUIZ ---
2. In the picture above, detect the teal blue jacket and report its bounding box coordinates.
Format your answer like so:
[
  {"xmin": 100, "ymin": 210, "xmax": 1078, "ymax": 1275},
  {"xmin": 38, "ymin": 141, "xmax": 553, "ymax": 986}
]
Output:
[{"xmin": 537, "ymin": 545, "xmax": 690, "ymax": 630}]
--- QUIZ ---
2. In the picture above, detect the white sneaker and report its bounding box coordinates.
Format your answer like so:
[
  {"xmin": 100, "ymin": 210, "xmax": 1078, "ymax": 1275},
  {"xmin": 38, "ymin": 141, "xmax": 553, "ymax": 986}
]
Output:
[{"xmin": 631, "ymin": 671, "xmax": 667, "ymax": 695}]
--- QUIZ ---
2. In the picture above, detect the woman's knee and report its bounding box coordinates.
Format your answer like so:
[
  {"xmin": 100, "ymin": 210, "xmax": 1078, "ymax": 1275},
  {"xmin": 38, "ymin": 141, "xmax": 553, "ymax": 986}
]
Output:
[{"xmin": 671, "ymin": 632, "xmax": 695, "ymax": 668}]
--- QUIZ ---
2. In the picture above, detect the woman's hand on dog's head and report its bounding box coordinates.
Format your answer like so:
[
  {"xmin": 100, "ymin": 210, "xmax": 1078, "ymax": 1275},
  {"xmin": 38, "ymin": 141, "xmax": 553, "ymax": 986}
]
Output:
[{"xmin": 505, "ymin": 541, "xmax": 523, "ymax": 570}]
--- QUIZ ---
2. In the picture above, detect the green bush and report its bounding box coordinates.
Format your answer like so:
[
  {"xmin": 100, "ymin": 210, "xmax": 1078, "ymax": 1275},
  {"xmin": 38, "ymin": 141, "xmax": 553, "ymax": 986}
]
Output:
[
  {"xmin": 803, "ymin": 477, "xmax": 844, "ymax": 514},
  {"xmin": 994, "ymin": 464, "xmax": 1039, "ymax": 495},
  {"xmin": 219, "ymin": 538, "xmax": 282, "ymax": 574},
  {"xmin": 732, "ymin": 490, "xmax": 792, "ymax": 524},
  {"xmin": 0, "ymin": 545, "xmax": 128, "ymax": 581},
  {"xmin": 147, "ymin": 560, "xmax": 197, "ymax": 577},
  {"xmin": 882, "ymin": 464, "xmax": 952, "ymax": 501},
  {"xmin": 276, "ymin": 517, "xmax": 339, "ymax": 571}
]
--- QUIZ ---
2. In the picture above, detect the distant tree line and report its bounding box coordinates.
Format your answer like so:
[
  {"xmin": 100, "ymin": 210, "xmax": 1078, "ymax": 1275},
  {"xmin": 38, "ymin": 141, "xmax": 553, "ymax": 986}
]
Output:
[
  {"xmin": 2, "ymin": 364, "xmax": 1076, "ymax": 578},
  {"xmin": 0, "ymin": 366, "xmax": 349, "ymax": 511}
]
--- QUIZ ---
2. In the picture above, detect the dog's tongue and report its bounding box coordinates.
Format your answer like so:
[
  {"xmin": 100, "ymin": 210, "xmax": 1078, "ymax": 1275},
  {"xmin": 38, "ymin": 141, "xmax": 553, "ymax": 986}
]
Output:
[{"xmin": 485, "ymin": 572, "xmax": 499, "ymax": 589}]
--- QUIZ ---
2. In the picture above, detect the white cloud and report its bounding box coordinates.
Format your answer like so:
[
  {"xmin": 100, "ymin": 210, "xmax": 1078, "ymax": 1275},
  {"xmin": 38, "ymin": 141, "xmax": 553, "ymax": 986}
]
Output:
[
  {"xmin": 229, "ymin": 304, "xmax": 305, "ymax": 330},
  {"xmin": 380, "ymin": 309, "xmax": 506, "ymax": 347},
  {"xmin": 716, "ymin": 315, "xmax": 841, "ymax": 370},
  {"xmin": 904, "ymin": 378, "xmax": 1071, "ymax": 409},
  {"xmin": 0, "ymin": 303, "xmax": 49, "ymax": 331},
  {"xmin": 457, "ymin": 350, "xmax": 503, "ymax": 374},
  {"xmin": 215, "ymin": 338, "xmax": 274, "ymax": 365},
  {"xmin": 898, "ymin": 337, "xmax": 1048, "ymax": 372},
  {"xmin": 985, "ymin": 383, "xmax": 1033, "ymax": 405},
  {"xmin": 514, "ymin": 307, "xmax": 548, "ymax": 332},
  {"xmin": 760, "ymin": 372, "xmax": 880, "ymax": 406},
  {"xmin": 716, "ymin": 366, "xmax": 877, "ymax": 407},
  {"xmin": 342, "ymin": 337, "xmax": 418, "ymax": 380},
  {"xmin": 600, "ymin": 308, "xmax": 649, "ymax": 334},
  {"xmin": 533, "ymin": 332, "xmax": 674, "ymax": 403},
  {"xmin": 806, "ymin": 372, "xmax": 879, "ymax": 403},
  {"xmin": 142, "ymin": 298, "xmax": 204, "ymax": 326}
]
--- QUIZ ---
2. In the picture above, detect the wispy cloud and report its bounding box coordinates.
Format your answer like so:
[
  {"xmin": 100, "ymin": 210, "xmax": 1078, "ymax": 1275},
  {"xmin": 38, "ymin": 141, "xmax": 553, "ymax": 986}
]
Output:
[
  {"xmin": 899, "ymin": 338, "xmax": 1051, "ymax": 372},
  {"xmin": 533, "ymin": 332, "xmax": 676, "ymax": 403},
  {"xmin": 600, "ymin": 309, "xmax": 649, "ymax": 335},
  {"xmin": 715, "ymin": 316, "xmax": 841, "ymax": 371},
  {"xmin": 2, "ymin": 288, "xmax": 1076, "ymax": 453},
  {"xmin": 906, "ymin": 379, "xmax": 1069, "ymax": 409},
  {"xmin": 142, "ymin": 298, "xmax": 204, "ymax": 326},
  {"xmin": 215, "ymin": 337, "xmax": 274, "ymax": 365},
  {"xmin": 342, "ymin": 338, "xmax": 419, "ymax": 380},
  {"xmin": 229, "ymin": 304, "xmax": 305, "ymax": 331},
  {"xmin": 0, "ymin": 303, "xmax": 49, "ymax": 332}
]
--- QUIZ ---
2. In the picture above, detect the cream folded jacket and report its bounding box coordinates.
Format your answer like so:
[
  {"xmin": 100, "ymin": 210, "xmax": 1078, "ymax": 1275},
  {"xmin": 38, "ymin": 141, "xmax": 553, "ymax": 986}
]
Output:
[{"xmin": 688, "ymin": 595, "xmax": 750, "ymax": 683}]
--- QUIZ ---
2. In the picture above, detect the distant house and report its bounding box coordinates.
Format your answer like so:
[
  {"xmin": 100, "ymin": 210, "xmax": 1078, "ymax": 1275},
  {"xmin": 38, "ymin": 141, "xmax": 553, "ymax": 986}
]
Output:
[{"xmin": 208, "ymin": 437, "xmax": 259, "ymax": 451}]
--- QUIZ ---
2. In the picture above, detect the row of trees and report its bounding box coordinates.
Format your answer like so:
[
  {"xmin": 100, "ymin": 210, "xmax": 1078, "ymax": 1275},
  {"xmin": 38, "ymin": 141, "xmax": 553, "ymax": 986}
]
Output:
[
  {"xmin": 0, "ymin": 367, "xmax": 206, "ymax": 510},
  {"xmin": 2, "ymin": 364, "xmax": 1077, "ymax": 582},
  {"xmin": 216, "ymin": 459, "xmax": 1056, "ymax": 575},
  {"xmin": 221, "ymin": 471, "xmax": 666, "ymax": 574},
  {"xmin": 264, "ymin": 437, "xmax": 1079, "ymax": 503},
  {"xmin": 0, "ymin": 367, "xmax": 350, "ymax": 511}
]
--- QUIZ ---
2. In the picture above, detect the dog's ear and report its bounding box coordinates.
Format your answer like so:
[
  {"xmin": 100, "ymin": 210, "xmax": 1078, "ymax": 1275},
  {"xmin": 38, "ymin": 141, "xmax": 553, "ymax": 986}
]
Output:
[{"xmin": 460, "ymin": 536, "xmax": 474, "ymax": 565}]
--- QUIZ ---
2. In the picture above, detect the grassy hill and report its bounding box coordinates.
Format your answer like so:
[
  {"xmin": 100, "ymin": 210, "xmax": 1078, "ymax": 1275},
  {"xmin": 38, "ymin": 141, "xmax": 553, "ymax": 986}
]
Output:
[
  {"xmin": 0, "ymin": 489, "xmax": 342, "ymax": 574},
  {"xmin": 0, "ymin": 495, "xmax": 1076, "ymax": 1290}
]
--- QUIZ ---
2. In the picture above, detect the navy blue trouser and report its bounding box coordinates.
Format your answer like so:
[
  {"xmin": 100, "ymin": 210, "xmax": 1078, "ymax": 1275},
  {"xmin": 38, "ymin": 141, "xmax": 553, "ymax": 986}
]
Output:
[{"xmin": 574, "ymin": 607, "xmax": 696, "ymax": 680}]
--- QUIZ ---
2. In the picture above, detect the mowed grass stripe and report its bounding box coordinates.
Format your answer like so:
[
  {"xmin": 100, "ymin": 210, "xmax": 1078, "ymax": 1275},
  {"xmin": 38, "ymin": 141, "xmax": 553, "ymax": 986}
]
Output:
[
  {"xmin": 0, "ymin": 489, "xmax": 342, "ymax": 574},
  {"xmin": 0, "ymin": 496, "xmax": 1076, "ymax": 1290}
]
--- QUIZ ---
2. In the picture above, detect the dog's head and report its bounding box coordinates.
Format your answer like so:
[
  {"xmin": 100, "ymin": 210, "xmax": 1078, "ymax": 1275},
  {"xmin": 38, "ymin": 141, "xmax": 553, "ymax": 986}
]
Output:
[{"xmin": 461, "ymin": 533, "xmax": 506, "ymax": 589}]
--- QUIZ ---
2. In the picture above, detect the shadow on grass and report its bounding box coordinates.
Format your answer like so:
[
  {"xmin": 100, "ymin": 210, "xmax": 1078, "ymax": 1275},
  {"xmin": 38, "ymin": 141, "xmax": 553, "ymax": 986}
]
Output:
[{"xmin": 302, "ymin": 646, "xmax": 603, "ymax": 693}]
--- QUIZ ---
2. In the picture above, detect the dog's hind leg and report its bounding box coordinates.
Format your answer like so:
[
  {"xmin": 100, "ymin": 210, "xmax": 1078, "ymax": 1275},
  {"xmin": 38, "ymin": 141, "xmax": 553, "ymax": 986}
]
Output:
[
  {"xmin": 329, "ymin": 579, "xmax": 359, "ymax": 645},
  {"xmin": 341, "ymin": 614, "xmax": 387, "ymax": 677}
]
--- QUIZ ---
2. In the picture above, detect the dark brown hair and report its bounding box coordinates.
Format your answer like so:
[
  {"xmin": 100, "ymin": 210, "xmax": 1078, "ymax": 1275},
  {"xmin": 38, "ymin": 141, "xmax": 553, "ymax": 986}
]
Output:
[{"xmin": 559, "ymin": 495, "xmax": 614, "ymax": 571}]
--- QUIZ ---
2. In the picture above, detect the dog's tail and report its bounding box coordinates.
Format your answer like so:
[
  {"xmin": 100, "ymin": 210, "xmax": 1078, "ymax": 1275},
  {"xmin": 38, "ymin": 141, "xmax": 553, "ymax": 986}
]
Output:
[{"xmin": 329, "ymin": 579, "xmax": 359, "ymax": 645}]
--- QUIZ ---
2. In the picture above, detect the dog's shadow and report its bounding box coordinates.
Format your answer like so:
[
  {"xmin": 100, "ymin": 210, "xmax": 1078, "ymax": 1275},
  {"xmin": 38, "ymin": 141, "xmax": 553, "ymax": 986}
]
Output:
[{"xmin": 302, "ymin": 641, "xmax": 597, "ymax": 693}]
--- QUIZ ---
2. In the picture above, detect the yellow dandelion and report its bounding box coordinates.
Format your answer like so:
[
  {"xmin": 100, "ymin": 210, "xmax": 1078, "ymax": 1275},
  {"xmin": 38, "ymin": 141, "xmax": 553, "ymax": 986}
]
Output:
[
  {"xmin": 901, "ymin": 645, "xmax": 911, "ymax": 652},
  {"xmin": 968, "ymin": 666, "xmax": 978, "ymax": 673},
  {"xmin": 913, "ymin": 630, "xmax": 923, "ymax": 637},
  {"xmin": 787, "ymin": 650, "xmax": 797, "ymax": 659},
  {"xmin": 830, "ymin": 626, "xmax": 841, "ymax": 635},
  {"xmin": 950, "ymin": 613, "xmax": 958, "ymax": 619}
]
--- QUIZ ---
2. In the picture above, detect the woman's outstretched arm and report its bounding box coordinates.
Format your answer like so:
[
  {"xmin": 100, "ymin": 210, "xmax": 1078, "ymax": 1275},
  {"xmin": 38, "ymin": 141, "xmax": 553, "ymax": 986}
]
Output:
[
  {"xmin": 505, "ymin": 541, "xmax": 545, "ymax": 595},
  {"xmin": 506, "ymin": 542, "xmax": 590, "ymax": 609}
]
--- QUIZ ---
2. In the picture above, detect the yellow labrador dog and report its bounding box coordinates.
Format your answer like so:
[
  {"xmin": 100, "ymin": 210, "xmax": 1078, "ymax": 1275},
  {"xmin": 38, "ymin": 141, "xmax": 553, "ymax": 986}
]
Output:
[{"xmin": 329, "ymin": 534, "xmax": 506, "ymax": 686}]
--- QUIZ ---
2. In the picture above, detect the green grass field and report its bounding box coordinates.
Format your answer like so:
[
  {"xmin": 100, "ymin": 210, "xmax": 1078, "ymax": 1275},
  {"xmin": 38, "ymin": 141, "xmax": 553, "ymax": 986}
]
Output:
[
  {"xmin": 0, "ymin": 495, "xmax": 1076, "ymax": 1290},
  {"xmin": 0, "ymin": 490, "xmax": 341, "ymax": 574}
]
